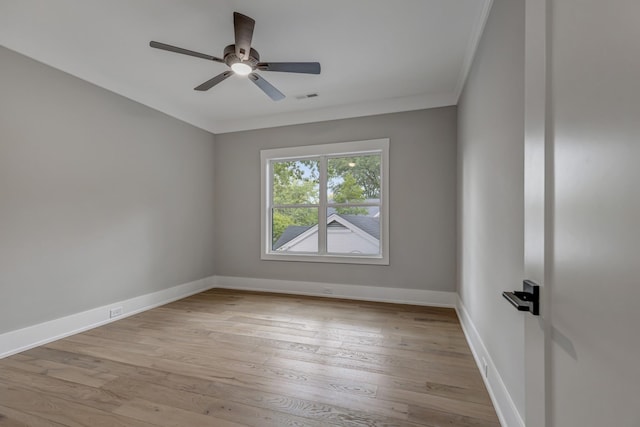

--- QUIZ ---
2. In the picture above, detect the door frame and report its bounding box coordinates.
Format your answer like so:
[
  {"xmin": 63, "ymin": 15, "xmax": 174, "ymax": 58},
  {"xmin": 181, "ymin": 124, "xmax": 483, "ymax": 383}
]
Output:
[{"xmin": 524, "ymin": 0, "xmax": 551, "ymax": 425}]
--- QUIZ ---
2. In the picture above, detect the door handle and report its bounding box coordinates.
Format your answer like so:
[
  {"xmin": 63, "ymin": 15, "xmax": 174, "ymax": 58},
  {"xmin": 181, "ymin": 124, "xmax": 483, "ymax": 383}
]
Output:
[{"xmin": 502, "ymin": 280, "xmax": 540, "ymax": 315}]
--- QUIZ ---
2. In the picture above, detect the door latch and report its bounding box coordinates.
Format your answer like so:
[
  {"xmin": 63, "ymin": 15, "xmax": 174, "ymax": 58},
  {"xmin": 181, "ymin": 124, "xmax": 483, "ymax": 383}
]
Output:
[{"xmin": 502, "ymin": 280, "xmax": 539, "ymax": 316}]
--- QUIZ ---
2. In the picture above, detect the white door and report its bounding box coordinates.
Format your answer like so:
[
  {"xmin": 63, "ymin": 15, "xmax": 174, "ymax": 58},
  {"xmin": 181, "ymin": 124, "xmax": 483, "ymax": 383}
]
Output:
[
  {"xmin": 546, "ymin": 0, "xmax": 640, "ymax": 425},
  {"xmin": 524, "ymin": 0, "xmax": 640, "ymax": 426}
]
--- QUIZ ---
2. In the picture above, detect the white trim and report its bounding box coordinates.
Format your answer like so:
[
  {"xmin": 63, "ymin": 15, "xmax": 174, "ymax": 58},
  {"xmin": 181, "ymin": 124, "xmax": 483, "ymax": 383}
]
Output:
[
  {"xmin": 260, "ymin": 252, "xmax": 387, "ymax": 265},
  {"xmin": 0, "ymin": 276, "xmax": 216, "ymax": 359},
  {"xmin": 0, "ymin": 274, "xmax": 456, "ymax": 359},
  {"xmin": 214, "ymin": 276, "xmax": 456, "ymax": 308},
  {"xmin": 213, "ymin": 92, "xmax": 457, "ymax": 134},
  {"xmin": 454, "ymin": 0, "xmax": 495, "ymax": 101},
  {"xmin": 262, "ymin": 138, "xmax": 390, "ymax": 160},
  {"xmin": 456, "ymin": 296, "xmax": 525, "ymax": 427}
]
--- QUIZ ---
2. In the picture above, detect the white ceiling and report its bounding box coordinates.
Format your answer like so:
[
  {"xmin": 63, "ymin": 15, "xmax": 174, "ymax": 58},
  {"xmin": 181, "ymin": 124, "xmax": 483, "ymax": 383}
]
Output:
[{"xmin": 0, "ymin": 0, "xmax": 491, "ymax": 134}]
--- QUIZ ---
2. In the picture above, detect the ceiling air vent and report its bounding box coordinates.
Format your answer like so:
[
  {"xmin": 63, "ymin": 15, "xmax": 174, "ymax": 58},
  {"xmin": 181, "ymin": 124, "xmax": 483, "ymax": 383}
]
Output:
[{"xmin": 295, "ymin": 93, "xmax": 319, "ymax": 100}]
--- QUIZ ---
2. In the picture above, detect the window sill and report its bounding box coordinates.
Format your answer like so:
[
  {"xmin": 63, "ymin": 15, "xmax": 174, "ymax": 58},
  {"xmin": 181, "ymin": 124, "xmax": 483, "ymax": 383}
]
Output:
[{"xmin": 261, "ymin": 253, "xmax": 389, "ymax": 265}]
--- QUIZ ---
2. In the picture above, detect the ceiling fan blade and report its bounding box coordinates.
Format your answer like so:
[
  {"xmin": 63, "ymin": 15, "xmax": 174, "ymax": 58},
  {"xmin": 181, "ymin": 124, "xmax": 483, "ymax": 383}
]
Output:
[
  {"xmin": 150, "ymin": 41, "xmax": 224, "ymax": 63},
  {"xmin": 249, "ymin": 73, "xmax": 285, "ymax": 101},
  {"xmin": 194, "ymin": 71, "xmax": 234, "ymax": 91},
  {"xmin": 257, "ymin": 62, "xmax": 321, "ymax": 74},
  {"xmin": 233, "ymin": 12, "xmax": 255, "ymax": 60}
]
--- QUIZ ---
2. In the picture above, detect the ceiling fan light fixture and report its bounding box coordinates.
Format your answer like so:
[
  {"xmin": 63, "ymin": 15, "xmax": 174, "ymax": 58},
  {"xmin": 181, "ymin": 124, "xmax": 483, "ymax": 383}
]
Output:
[
  {"xmin": 231, "ymin": 62, "xmax": 252, "ymax": 76},
  {"xmin": 149, "ymin": 12, "xmax": 320, "ymax": 100}
]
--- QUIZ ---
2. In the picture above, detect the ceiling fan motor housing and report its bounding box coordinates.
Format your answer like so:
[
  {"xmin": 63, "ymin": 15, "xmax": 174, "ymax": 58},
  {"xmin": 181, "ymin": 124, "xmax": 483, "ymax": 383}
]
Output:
[{"xmin": 224, "ymin": 44, "xmax": 260, "ymax": 69}]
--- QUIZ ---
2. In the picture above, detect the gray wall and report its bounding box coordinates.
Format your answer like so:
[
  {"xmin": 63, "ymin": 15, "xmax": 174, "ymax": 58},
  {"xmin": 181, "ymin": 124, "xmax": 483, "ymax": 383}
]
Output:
[
  {"xmin": 0, "ymin": 47, "xmax": 216, "ymax": 334},
  {"xmin": 215, "ymin": 108, "xmax": 457, "ymax": 291},
  {"xmin": 457, "ymin": 0, "xmax": 525, "ymax": 416}
]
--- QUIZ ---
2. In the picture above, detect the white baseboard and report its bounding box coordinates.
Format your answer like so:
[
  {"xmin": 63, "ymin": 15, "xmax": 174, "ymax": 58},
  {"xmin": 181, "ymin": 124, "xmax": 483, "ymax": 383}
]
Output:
[
  {"xmin": 1, "ymin": 273, "xmax": 523, "ymax": 427},
  {"xmin": 213, "ymin": 275, "xmax": 457, "ymax": 307},
  {"xmin": 1, "ymin": 275, "xmax": 453, "ymax": 359},
  {"xmin": 0, "ymin": 275, "xmax": 216, "ymax": 359},
  {"xmin": 456, "ymin": 297, "xmax": 525, "ymax": 427}
]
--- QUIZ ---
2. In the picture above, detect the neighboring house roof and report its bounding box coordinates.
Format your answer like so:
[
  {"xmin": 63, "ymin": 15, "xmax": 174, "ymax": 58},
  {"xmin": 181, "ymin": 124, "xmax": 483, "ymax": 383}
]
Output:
[
  {"xmin": 337, "ymin": 214, "xmax": 380, "ymax": 240},
  {"xmin": 273, "ymin": 225, "xmax": 313, "ymax": 250},
  {"xmin": 273, "ymin": 214, "xmax": 379, "ymax": 250}
]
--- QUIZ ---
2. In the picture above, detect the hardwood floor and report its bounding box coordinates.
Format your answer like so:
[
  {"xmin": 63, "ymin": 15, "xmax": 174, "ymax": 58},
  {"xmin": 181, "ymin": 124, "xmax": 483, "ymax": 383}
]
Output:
[{"xmin": 0, "ymin": 289, "xmax": 500, "ymax": 426}]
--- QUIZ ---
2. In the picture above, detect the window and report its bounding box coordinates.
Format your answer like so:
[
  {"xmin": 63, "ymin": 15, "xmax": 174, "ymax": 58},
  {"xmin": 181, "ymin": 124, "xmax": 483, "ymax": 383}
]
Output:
[{"xmin": 261, "ymin": 139, "xmax": 389, "ymax": 264}]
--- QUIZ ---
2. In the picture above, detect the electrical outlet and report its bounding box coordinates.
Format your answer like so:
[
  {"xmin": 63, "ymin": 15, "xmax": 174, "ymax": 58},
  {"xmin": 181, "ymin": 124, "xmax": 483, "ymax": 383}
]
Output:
[
  {"xmin": 322, "ymin": 288, "xmax": 333, "ymax": 295},
  {"xmin": 482, "ymin": 357, "xmax": 488, "ymax": 378},
  {"xmin": 109, "ymin": 306, "xmax": 123, "ymax": 318}
]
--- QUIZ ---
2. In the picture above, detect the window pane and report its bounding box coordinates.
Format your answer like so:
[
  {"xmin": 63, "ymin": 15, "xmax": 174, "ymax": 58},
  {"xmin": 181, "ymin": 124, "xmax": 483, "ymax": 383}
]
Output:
[
  {"xmin": 272, "ymin": 159, "xmax": 319, "ymax": 205},
  {"xmin": 326, "ymin": 209, "xmax": 380, "ymax": 255},
  {"xmin": 272, "ymin": 207, "xmax": 319, "ymax": 252},
  {"xmin": 327, "ymin": 154, "xmax": 381, "ymax": 204}
]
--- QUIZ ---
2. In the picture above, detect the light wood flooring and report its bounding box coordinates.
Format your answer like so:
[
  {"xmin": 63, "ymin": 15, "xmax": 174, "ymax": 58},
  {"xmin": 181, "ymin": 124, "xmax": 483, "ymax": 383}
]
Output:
[{"xmin": 0, "ymin": 289, "xmax": 500, "ymax": 426}]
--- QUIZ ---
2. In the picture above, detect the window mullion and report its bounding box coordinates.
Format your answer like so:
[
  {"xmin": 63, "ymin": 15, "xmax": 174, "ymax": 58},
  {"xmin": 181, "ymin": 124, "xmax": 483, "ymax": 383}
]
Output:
[{"xmin": 318, "ymin": 156, "xmax": 328, "ymax": 255}]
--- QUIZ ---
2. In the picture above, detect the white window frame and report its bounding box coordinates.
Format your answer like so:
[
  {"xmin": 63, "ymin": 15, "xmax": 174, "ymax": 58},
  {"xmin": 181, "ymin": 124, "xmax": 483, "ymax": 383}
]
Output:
[{"xmin": 260, "ymin": 138, "xmax": 389, "ymax": 265}]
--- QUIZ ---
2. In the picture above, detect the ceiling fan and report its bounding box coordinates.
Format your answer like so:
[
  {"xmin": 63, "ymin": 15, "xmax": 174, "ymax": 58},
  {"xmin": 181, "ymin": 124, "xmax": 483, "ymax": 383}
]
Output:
[{"xmin": 149, "ymin": 12, "xmax": 321, "ymax": 101}]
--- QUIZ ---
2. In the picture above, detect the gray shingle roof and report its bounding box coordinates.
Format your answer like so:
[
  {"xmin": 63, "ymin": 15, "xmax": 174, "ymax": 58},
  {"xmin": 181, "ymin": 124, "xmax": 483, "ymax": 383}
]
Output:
[
  {"xmin": 272, "ymin": 225, "xmax": 313, "ymax": 250},
  {"xmin": 336, "ymin": 214, "xmax": 380, "ymax": 240}
]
